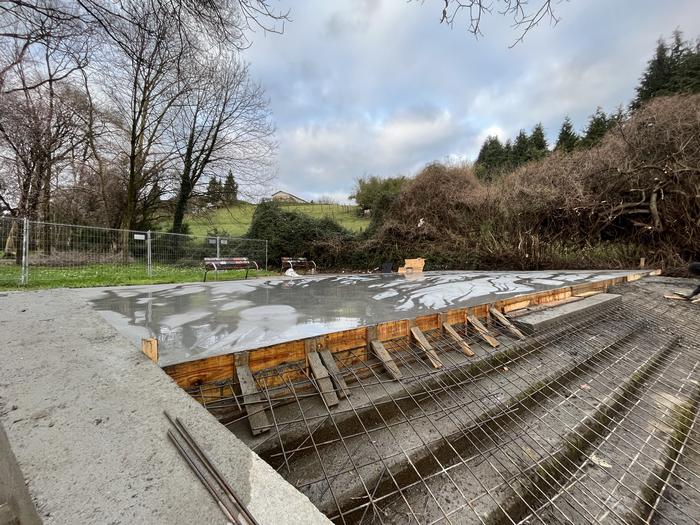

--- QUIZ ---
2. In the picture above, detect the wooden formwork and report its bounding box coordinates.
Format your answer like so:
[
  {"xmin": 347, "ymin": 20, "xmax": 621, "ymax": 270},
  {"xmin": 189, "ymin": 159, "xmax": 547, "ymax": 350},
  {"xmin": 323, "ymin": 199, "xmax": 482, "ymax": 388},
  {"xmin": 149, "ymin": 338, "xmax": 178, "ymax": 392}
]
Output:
[{"xmin": 162, "ymin": 270, "xmax": 659, "ymax": 397}]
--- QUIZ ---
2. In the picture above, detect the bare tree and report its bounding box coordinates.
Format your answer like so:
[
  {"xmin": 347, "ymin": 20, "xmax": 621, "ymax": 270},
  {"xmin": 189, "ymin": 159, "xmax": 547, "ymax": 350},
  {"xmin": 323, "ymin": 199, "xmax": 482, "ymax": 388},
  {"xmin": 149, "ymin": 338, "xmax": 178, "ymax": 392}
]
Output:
[
  {"xmin": 170, "ymin": 55, "xmax": 275, "ymax": 233},
  {"xmin": 437, "ymin": 0, "xmax": 561, "ymax": 45}
]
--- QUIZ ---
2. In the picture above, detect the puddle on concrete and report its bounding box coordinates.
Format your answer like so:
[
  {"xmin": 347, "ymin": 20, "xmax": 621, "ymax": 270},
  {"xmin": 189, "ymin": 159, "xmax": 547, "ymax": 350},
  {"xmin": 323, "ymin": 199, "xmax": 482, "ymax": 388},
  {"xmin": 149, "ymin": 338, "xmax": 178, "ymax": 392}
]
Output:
[{"xmin": 78, "ymin": 270, "xmax": 636, "ymax": 366}]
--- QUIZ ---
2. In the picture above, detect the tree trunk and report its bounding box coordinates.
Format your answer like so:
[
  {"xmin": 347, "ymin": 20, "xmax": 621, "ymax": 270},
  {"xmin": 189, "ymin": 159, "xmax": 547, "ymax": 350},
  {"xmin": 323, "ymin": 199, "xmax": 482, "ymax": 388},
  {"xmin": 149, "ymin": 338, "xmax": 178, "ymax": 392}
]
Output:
[{"xmin": 171, "ymin": 178, "xmax": 192, "ymax": 234}]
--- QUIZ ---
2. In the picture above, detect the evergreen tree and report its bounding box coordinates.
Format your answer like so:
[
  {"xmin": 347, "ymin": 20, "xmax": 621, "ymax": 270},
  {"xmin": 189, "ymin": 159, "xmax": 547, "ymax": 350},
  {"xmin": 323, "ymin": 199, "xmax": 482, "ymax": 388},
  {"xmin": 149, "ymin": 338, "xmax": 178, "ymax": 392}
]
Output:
[
  {"xmin": 503, "ymin": 139, "xmax": 513, "ymax": 170},
  {"xmin": 632, "ymin": 38, "xmax": 672, "ymax": 108},
  {"xmin": 669, "ymin": 36, "xmax": 700, "ymax": 94},
  {"xmin": 528, "ymin": 122, "xmax": 548, "ymax": 160},
  {"xmin": 631, "ymin": 30, "xmax": 700, "ymax": 109},
  {"xmin": 580, "ymin": 108, "xmax": 608, "ymax": 149},
  {"xmin": 222, "ymin": 171, "xmax": 238, "ymax": 204},
  {"xmin": 512, "ymin": 129, "xmax": 530, "ymax": 166},
  {"xmin": 555, "ymin": 116, "xmax": 579, "ymax": 152},
  {"xmin": 474, "ymin": 135, "xmax": 507, "ymax": 181},
  {"xmin": 206, "ymin": 176, "xmax": 222, "ymax": 206}
]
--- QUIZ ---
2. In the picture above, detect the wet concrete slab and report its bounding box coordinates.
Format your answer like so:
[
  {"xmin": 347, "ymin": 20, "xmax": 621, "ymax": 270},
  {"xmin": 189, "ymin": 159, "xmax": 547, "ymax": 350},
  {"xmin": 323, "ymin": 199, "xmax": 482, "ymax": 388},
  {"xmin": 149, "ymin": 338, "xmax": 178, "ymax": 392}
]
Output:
[{"xmin": 77, "ymin": 270, "xmax": 639, "ymax": 366}]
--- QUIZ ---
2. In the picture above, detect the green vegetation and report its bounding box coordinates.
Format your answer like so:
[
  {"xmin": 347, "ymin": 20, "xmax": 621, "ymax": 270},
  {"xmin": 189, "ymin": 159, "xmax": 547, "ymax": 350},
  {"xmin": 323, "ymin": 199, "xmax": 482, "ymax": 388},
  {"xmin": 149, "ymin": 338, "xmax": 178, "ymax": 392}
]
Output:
[
  {"xmin": 0, "ymin": 262, "xmax": 275, "ymax": 290},
  {"xmin": 632, "ymin": 30, "xmax": 700, "ymax": 109},
  {"xmin": 185, "ymin": 202, "xmax": 369, "ymax": 237},
  {"xmin": 246, "ymin": 201, "xmax": 352, "ymax": 266},
  {"xmin": 349, "ymin": 176, "xmax": 407, "ymax": 213}
]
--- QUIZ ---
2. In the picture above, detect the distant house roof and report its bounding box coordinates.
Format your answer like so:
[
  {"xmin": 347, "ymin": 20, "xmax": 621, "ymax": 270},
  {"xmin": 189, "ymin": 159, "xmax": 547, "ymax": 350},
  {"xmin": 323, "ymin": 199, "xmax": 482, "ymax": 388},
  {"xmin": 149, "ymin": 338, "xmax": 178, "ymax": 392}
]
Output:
[{"xmin": 271, "ymin": 191, "xmax": 308, "ymax": 203}]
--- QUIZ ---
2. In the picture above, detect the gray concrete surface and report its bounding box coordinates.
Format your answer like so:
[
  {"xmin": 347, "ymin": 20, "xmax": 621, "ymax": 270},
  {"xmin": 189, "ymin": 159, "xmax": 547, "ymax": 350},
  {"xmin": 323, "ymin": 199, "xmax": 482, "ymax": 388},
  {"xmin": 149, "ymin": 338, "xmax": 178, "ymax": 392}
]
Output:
[
  {"xmin": 78, "ymin": 270, "xmax": 638, "ymax": 365},
  {"xmin": 0, "ymin": 418, "xmax": 41, "ymax": 525},
  {"xmin": 0, "ymin": 290, "xmax": 330, "ymax": 525},
  {"xmin": 513, "ymin": 293, "xmax": 622, "ymax": 334}
]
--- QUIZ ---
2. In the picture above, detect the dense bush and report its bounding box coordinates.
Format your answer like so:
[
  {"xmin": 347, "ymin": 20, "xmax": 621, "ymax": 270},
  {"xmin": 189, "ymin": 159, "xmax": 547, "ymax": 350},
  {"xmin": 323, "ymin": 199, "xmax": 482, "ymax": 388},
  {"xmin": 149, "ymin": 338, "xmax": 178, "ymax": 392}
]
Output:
[
  {"xmin": 258, "ymin": 94, "xmax": 699, "ymax": 272},
  {"xmin": 344, "ymin": 94, "xmax": 699, "ymax": 271},
  {"xmin": 247, "ymin": 201, "xmax": 352, "ymax": 267}
]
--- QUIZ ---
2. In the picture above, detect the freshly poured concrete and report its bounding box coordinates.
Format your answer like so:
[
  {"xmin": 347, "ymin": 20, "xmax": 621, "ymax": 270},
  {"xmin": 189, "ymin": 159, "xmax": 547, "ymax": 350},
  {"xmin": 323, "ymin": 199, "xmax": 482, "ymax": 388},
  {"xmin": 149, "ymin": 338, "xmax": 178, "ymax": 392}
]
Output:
[{"xmin": 80, "ymin": 270, "xmax": 639, "ymax": 366}]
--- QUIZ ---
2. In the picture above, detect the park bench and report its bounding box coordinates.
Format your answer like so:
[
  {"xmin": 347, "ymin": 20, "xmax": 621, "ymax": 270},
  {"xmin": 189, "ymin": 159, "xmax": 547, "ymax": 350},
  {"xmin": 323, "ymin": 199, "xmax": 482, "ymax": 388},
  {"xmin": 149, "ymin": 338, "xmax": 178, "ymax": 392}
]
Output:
[
  {"xmin": 281, "ymin": 257, "xmax": 317, "ymax": 274},
  {"xmin": 203, "ymin": 257, "xmax": 258, "ymax": 281}
]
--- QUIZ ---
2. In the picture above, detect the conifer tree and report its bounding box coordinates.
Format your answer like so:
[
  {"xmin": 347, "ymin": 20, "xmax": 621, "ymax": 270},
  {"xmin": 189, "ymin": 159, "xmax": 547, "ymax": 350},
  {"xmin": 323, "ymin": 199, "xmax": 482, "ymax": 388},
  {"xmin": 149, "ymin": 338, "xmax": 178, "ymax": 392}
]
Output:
[
  {"xmin": 475, "ymin": 135, "xmax": 507, "ymax": 181},
  {"xmin": 555, "ymin": 116, "xmax": 579, "ymax": 152},
  {"xmin": 512, "ymin": 129, "xmax": 530, "ymax": 166},
  {"xmin": 528, "ymin": 123, "xmax": 548, "ymax": 160},
  {"xmin": 206, "ymin": 176, "xmax": 222, "ymax": 206},
  {"xmin": 222, "ymin": 171, "xmax": 238, "ymax": 204},
  {"xmin": 580, "ymin": 108, "xmax": 609, "ymax": 149}
]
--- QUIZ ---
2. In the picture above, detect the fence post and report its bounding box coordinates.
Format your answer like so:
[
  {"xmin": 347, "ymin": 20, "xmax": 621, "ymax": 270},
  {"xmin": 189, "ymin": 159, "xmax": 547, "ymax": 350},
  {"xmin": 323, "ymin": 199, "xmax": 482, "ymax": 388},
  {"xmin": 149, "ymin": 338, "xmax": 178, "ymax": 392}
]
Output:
[
  {"xmin": 216, "ymin": 236, "xmax": 221, "ymax": 259},
  {"xmin": 264, "ymin": 240, "xmax": 268, "ymax": 271},
  {"xmin": 21, "ymin": 217, "xmax": 29, "ymax": 285},
  {"xmin": 146, "ymin": 230, "xmax": 152, "ymax": 277}
]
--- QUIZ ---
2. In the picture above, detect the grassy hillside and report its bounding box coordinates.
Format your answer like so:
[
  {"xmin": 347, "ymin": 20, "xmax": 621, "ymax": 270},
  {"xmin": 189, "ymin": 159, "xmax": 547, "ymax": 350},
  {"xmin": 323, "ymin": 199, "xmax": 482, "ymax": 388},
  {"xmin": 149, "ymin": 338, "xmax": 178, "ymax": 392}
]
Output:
[{"xmin": 185, "ymin": 203, "xmax": 369, "ymax": 237}]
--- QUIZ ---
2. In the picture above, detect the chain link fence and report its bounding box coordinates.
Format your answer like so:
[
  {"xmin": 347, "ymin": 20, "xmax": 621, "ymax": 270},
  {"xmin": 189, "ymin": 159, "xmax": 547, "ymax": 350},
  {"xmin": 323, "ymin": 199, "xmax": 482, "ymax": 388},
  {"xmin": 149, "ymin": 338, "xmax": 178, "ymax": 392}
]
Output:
[{"xmin": 0, "ymin": 216, "xmax": 268, "ymax": 288}]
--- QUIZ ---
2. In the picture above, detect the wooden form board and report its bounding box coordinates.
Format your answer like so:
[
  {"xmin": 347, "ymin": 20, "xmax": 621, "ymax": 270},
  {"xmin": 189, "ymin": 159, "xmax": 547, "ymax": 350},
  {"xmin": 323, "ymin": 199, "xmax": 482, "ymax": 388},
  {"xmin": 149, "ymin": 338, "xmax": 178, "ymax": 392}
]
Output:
[
  {"xmin": 488, "ymin": 307, "xmax": 525, "ymax": 340},
  {"xmin": 163, "ymin": 270, "xmax": 659, "ymax": 393}
]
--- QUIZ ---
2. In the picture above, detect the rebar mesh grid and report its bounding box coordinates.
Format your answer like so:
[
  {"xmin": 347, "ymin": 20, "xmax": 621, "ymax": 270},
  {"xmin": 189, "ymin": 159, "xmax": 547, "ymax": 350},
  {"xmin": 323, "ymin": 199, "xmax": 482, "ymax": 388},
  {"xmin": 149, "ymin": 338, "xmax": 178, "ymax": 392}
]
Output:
[
  {"xmin": 191, "ymin": 290, "xmax": 700, "ymax": 525},
  {"xmin": 0, "ymin": 216, "xmax": 267, "ymax": 286}
]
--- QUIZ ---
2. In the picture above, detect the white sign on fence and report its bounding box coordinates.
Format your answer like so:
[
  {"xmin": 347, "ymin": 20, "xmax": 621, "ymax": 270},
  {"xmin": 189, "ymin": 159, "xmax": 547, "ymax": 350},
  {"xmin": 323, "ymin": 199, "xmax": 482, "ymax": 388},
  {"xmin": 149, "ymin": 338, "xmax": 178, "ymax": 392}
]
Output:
[{"xmin": 133, "ymin": 233, "xmax": 146, "ymax": 240}]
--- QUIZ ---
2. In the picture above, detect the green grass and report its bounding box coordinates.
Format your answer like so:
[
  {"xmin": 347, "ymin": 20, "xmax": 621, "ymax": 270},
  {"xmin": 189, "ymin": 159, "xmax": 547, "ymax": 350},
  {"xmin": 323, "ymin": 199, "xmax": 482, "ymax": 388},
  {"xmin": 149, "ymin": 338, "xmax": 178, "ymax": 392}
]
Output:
[
  {"xmin": 184, "ymin": 202, "xmax": 370, "ymax": 237},
  {"xmin": 0, "ymin": 262, "xmax": 276, "ymax": 290}
]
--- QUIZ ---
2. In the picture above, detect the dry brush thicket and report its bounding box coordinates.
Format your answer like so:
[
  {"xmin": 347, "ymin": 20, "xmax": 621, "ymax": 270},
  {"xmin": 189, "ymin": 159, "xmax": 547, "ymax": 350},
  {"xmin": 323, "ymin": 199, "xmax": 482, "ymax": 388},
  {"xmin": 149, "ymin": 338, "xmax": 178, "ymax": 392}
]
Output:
[{"xmin": 337, "ymin": 94, "xmax": 699, "ymax": 270}]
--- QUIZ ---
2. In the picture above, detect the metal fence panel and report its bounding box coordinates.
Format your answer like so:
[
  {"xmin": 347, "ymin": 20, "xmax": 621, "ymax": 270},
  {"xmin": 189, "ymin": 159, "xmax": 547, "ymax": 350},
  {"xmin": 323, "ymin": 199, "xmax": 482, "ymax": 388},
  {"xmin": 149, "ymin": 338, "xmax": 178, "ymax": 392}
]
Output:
[
  {"xmin": 0, "ymin": 216, "xmax": 268, "ymax": 287},
  {"xmin": 0, "ymin": 216, "xmax": 23, "ymax": 285}
]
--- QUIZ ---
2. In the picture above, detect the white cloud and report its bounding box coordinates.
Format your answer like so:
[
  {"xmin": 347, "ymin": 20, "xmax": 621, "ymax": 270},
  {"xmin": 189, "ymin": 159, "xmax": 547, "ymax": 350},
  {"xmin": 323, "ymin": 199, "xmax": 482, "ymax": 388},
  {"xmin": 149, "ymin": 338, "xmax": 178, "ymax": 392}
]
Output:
[{"xmin": 245, "ymin": 0, "xmax": 700, "ymax": 199}]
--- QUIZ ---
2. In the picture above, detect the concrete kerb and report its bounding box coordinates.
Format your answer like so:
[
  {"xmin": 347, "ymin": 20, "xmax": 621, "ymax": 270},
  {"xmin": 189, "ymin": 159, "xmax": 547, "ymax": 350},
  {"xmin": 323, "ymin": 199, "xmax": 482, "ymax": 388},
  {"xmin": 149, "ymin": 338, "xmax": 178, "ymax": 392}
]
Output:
[{"xmin": 0, "ymin": 288, "xmax": 329, "ymax": 525}]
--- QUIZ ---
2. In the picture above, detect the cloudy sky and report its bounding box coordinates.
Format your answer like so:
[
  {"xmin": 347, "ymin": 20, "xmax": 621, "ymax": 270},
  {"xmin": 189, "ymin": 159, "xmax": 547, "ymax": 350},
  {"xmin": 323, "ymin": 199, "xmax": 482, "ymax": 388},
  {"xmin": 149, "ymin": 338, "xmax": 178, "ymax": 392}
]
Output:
[{"xmin": 244, "ymin": 0, "xmax": 700, "ymax": 202}]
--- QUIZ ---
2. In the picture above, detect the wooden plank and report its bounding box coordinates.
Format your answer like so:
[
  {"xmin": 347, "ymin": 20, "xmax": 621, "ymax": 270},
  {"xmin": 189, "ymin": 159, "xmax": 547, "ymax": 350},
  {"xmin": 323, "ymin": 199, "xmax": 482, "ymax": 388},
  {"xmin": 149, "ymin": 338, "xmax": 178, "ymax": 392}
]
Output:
[
  {"xmin": 442, "ymin": 322, "xmax": 474, "ymax": 357},
  {"xmin": 370, "ymin": 340, "xmax": 403, "ymax": 380},
  {"xmin": 319, "ymin": 350, "xmax": 349, "ymax": 399},
  {"xmin": 664, "ymin": 294, "xmax": 687, "ymax": 301},
  {"xmin": 307, "ymin": 351, "xmax": 340, "ymax": 407},
  {"xmin": 488, "ymin": 307, "xmax": 526, "ymax": 340},
  {"xmin": 410, "ymin": 326, "xmax": 443, "ymax": 368},
  {"xmin": 141, "ymin": 338, "xmax": 158, "ymax": 363},
  {"xmin": 467, "ymin": 314, "xmax": 500, "ymax": 348},
  {"xmin": 236, "ymin": 364, "xmax": 270, "ymax": 435}
]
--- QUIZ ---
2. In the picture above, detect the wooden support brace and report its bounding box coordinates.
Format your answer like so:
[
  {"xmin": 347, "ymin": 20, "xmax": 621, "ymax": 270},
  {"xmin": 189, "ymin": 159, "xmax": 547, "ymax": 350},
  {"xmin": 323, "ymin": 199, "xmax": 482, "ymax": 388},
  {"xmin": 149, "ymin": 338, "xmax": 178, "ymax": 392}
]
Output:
[
  {"xmin": 442, "ymin": 322, "xmax": 474, "ymax": 356},
  {"xmin": 319, "ymin": 350, "xmax": 349, "ymax": 399},
  {"xmin": 410, "ymin": 326, "xmax": 443, "ymax": 368},
  {"xmin": 307, "ymin": 351, "xmax": 340, "ymax": 407},
  {"xmin": 488, "ymin": 307, "xmax": 526, "ymax": 340},
  {"xmin": 467, "ymin": 314, "xmax": 500, "ymax": 348},
  {"xmin": 235, "ymin": 363, "xmax": 270, "ymax": 436},
  {"xmin": 370, "ymin": 340, "xmax": 403, "ymax": 380}
]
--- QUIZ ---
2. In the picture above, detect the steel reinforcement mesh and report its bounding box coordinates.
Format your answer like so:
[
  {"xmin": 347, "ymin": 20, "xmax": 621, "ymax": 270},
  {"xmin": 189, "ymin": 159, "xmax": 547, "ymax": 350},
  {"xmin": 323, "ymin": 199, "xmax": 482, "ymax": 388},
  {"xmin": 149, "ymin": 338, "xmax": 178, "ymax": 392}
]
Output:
[{"xmin": 190, "ymin": 289, "xmax": 700, "ymax": 525}]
